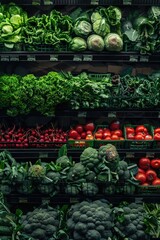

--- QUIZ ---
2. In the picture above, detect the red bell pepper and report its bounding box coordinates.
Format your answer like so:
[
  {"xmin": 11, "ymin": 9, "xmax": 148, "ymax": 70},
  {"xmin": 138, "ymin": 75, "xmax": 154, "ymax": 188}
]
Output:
[{"xmin": 151, "ymin": 159, "xmax": 160, "ymax": 169}]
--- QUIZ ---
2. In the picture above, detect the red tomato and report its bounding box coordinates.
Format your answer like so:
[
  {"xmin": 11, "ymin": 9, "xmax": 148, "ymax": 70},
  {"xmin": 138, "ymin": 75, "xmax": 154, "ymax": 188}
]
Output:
[
  {"xmin": 139, "ymin": 158, "xmax": 150, "ymax": 170},
  {"xmin": 145, "ymin": 135, "xmax": 153, "ymax": 140},
  {"xmin": 104, "ymin": 136, "xmax": 111, "ymax": 140},
  {"xmin": 138, "ymin": 168, "xmax": 146, "ymax": 174},
  {"xmin": 95, "ymin": 132, "xmax": 103, "ymax": 139},
  {"xmin": 127, "ymin": 133, "xmax": 135, "ymax": 139},
  {"xmin": 113, "ymin": 130, "xmax": 122, "ymax": 137},
  {"xmin": 75, "ymin": 125, "xmax": 83, "ymax": 134},
  {"xmin": 146, "ymin": 170, "xmax": 157, "ymax": 182},
  {"xmin": 97, "ymin": 128, "xmax": 103, "ymax": 133},
  {"xmin": 141, "ymin": 182, "xmax": 149, "ymax": 186},
  {"xmin": 77, "ymin": 135, "xmax": 81, "ymax": 140},
  {"xmin": 134, "ymin": 134, "xmax": 144, "ymax": 140},
  {"xmin": 152, "ymin": 178, "xmax": 160, "ymax": 185},
  {"xmin": 81, "ymin": 132, "xmax": 86, "ymax": 139},
  {"xmin": 110, "ymin": 121, "xmax": 120, "ymax": 131},
  {"xmin": 103, "ymin": 128, "xmax": 110, "ymax": 132},
  {"xmin": 135, "ymin": 173, "xmax": 146, "ymax": 184},
  {"xmin": 69, "ymin": 130, "xmax": 79, "ymax": 139},
  {"xmin": 154, "ymin": 133, "xmax": 160, "ymax": 140},
  {"xmin": 84, "ymin": 123, "xmax": 95, "ymax": 132},
  {"xmin": 137, "ymin": 132, "xmax": 146, "ymax": 137},
  {"xmin": 154, "ymin": 128, "xmax": 160, "ymax": 134},
  {"xmin": 119, "ymin": 137, "xmax": 124, "ymax": 140},
  {"xmin": 86, "ymin": 130, "xmax": 92, "ymax": 135},
  {"xmin": 111, "ymin": 134, "xmax": 119, "ymax": 140},
  {"xmin": 135, "ymin": 125, "xmax": 148, "ymax": 134},
  {"xmin": 86, "ymin": 134, "xmax": 93, "ymax": 140},
  {"xmin": 126, "ymin": 127, "xmax": 135, "ymax": 134},
  {"xmin": 103, "ymin": 132, "xmax": 111, "ymax": 139}
]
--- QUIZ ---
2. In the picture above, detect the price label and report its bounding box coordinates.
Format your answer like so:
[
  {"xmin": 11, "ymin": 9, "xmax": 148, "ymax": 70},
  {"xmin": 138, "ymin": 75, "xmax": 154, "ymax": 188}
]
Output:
[
  {"xmin": 78, "ymin": 111, "xmax": 87, "ymax": 118},
  {"xmin": 146, "ymin": 152, "xmax": 155, "ymax": 158},
  {"xmin": 91, "ymin": 0, "xmax": 99, "ymax": 5},
  {"xmin": 27, "ymin": 55, "xmax": 36, "ymax": 61},
  {"xmin": 1, "ymin": 55, "xmax": 9, "ymax": 61},
  {"xmin": 129, "ymin": 55, "xmax": 138, "ymax": 62},
  {"xmin": 44, "ymin": 0, "xmax": 53, "ymax": 4},
  {"xmin": 108, "ymin": 112, "xmax": 117, "ymax": 118},
  {"xmin": 50, "ymin": 55, "xmax": 58, "ymax": 61},
  {"xmin": 10, "ymin": 55, "xmax": 19, "ymax": 61},
  {"xmin": 140, "ymin": 56, "xmax": 149, "ymax": 62},
  {"xmin": 73, "ymin": 55, "xmax": 82, "ymax": 61},
  {"xmin": 123, "ymin": 0, "xmax": 132, "ymax": 4},
  {"xmin": 19, "ymin": 198, "xmax": 28, "ymax": 203},
  {"xmin": 83, "ymin": 55, "xmax": 93, "ymax": 61},
  {"xmin": 126, "ymin": 152, "xmax": 135, "ymax": 158},
  {"xmin": 39, "ymin": 152, "xmax": 48, "ymax": 158},
  {"xmin": 32, "ymin": 0, "xmax": 41, "ymax": 5},
  {"xmin": 135, "ymin": 197, "xmax": 143, "ymax": 203}
]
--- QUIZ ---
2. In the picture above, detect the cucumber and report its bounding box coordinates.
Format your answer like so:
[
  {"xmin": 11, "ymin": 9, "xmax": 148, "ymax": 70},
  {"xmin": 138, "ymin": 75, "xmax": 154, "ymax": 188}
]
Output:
[{"xmin": 0, "ymin": 226, "xmax": 12, "ymax": 235}]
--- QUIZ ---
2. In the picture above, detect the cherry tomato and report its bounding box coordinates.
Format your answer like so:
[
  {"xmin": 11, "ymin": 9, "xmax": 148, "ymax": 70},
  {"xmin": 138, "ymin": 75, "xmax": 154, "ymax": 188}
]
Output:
[
  {"xmin": 134, "ymin": 134, "xmax": 145, "ymax": 140},
  {"xmin": 152, "ymin": 178, "xmax": 160, "ymax": 185},
  {"xmin": 135, "ymin": 173, "xmax": 146, "ymax": 184},
  {"xmin": 110, "ymin": 121, "xmax": 120, "ymax": 131},
  {"xmin": 139, "ymin": 158, "xmax": 150, "ymax": 170},
  {"xmin": 135, "ymin": 125, "xmax": 148, "ymax": 134},
  {"xmin": 127, "ymin": 133, "xmax": 135, "ymax": 139},
  {"xmin": 154, "ymin": 133, "xmax": 160, "ymax": 140},
  {"xmin": 111, "ymin": 134, "xmax": 119, "ymax": 140},
  {"xmin": 113, "ymin": 130, "xmax": 122, "ymax": 137},
  {"xmin": 75, "ymin": 125, "xmax": 84, "ymax": 134},
  {"xmin": 84, "ymin": 123, "xmax": 95, "ymax": 132},
  {"xmin": 146, "ymin": 170, "xmax": 157, "ymax": 182},
  {"xmin": 126, "ymin": 127, "xmax": 135, "ymax": 134},
  {"xmin": 145, "ymin": 135, "xmax": 153, "ymax": 140},
  {"xmin": 154, "ymin": 128, "xmax": 160, "ymax": 134}
]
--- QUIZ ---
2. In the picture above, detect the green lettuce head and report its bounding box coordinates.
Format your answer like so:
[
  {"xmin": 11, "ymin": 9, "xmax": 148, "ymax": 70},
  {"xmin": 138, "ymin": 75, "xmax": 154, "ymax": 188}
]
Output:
[
  {"xmin": 70, "ymin": 37, "xmax": 87, "ymax": 51},
  {"xmin": 104, "ymin": 33, "xmax": 123, "ymax": 51},
  {"xmin": 91, "ymin": 12, "xmax": 102, "ymax": 23},
  {"xmin": 74, "ymin": 20, "xmax": 92, "ymax": 37},
  {"xmin": 87, "ymin": 34, "xmax": 104, "ymax": 52},
  {"xmin": 93, "ymin": 18, "xmax": 110, "ymax": 37},
  {"xmin": 2, "ymin": 24, "xmax": 13, "ymax": 34},
  {"xmin": 10, "ymin": 14, "xmax": 23, "ymax": 28}
]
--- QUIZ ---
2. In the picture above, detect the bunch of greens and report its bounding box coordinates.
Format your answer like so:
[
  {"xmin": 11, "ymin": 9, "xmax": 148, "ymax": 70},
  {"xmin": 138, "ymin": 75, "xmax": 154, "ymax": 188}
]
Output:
[
  {"xmin": 0, "ymin": 3, "xmax": 28, "ymax": 49},
  {"xmin": 123, "ymin": 6, "xmax": 160, "ymax": 54},
  {"xmin": 23, "ymin": 9, "xmax": 73, "ymax": 50},
  {"xmin": 69, "ymin": 6, "xmax": 123, "ymax": 52}
]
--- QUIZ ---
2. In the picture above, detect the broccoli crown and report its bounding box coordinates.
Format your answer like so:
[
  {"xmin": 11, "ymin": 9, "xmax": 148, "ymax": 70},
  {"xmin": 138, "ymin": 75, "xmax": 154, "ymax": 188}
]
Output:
[
  {"xmin": 81, "ymin": 182, "xmax": 99, "ymax": 196},
  {"xmin": 67, "ymin": 199, "xmax": 114, "ymax": 240},
  {"xmin": 80, "ymin": 147, "xmax": 99, "ymax": 169},
  {"xmin": 21, "ymin": 206, "xmax": 60, "ymax": 240}
]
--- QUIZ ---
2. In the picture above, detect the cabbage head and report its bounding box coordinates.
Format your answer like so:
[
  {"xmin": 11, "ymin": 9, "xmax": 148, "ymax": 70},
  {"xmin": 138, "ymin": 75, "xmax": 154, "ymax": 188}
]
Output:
[
  {"xmin": 87, "ymin": 34, "xmax": 104, "ymax": 52},
  {"xmin": 93, "ymin": 18, "xmax": 110, "ymax": 37},
  {"xmin": 91, "ymin": 12, "xmax": 102, "ymax": 23},
  {"xmin": 10, "ymin": 14, "xmax": 23, "ymax": 28},
  {"xmin": 74, "ymin": 20, "xmax": 92, "ymax": 37},
  {"xmin": 70, "ymin": 37, "xmax": 87, "ymax": 51},
  {"xmin": 104, "ymin": 33, "xmax": 123, "ymax": 51}
]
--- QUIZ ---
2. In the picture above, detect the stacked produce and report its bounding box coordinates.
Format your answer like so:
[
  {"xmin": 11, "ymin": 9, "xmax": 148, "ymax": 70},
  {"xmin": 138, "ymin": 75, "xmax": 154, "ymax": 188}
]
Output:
[
  {"xmin": 70, "ymin": 6, "xmax": 123, "ymax": 52},
  {"xmin": 125, "ymin": 125, "xmax": 153, "ymax": 140},
  {"xmin": 0, "ymin": 71, "xmax": 159, "ymax": 116},
  {"xmin": 68, "ymin": 122, "xmax": 95, "ymax": 141},
  {"xmin": 135, "ymin": 157, "xmax": 160, "ymax": 186},
  {"xmin": 0, "ymin": 125, "xmax": 67, "ymax": 148}
]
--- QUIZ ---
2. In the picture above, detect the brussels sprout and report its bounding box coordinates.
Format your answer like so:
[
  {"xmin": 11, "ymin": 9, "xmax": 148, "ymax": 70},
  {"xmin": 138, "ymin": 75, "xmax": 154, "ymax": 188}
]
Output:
[
  {"xmin": 87, "ymin": 34, "xmax": 104, "ymax": 52},
  {"xmin": 70, "ymin": 37, "xmax": 87, "ymax": 51},
  {"xmin": 104, "ymin": 33, "xmax": 123, "ymax": 52},
  {"xmin": 93, "ymin": 18, "xmax": 110, "ymax": 37},
  {"xmin": 91, "ymin": 12, "xmax": 102, "ymax": 23},
  {"xmin": 74, "ymin": 20, "xmax": 92, "ymax": 37}
]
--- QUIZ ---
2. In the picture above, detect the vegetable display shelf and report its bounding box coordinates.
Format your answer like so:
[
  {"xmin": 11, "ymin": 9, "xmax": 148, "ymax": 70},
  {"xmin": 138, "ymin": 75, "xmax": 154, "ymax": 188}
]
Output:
[{"xmin": 0, "ymin": 51, "xmax": 159, "ymax": 62}]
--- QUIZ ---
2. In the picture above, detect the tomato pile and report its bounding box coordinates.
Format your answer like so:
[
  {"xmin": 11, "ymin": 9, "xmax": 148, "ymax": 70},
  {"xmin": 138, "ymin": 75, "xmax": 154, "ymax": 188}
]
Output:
[
  {"xmin": 68, "ymin": 122, "xmax": 95, "ymax": 141},
  {"xmin": 125, "ymin": 125, "xmax": 153, "ymax": 140},
  {"xmin": 135, "ymin": 157, "xmax": 160, "ymax": 186},
  {"xmin": 154, "ymin": 127, "xmax": 160, "ymax": 140},
  {"xmin": 94, "ymin": 121, "xmax": 124, "ymax": 140}
]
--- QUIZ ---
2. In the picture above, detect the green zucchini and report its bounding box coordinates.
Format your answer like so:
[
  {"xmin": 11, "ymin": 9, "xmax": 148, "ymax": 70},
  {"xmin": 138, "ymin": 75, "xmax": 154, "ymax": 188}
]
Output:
[{"xmin": 0, "ymin": 226, "xmax": 12, "ymax": 235}]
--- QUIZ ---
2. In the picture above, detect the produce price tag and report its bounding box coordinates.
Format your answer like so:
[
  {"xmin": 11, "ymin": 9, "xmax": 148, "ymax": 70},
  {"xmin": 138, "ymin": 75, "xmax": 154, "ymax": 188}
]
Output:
[
  {"xmin": 1, "ymin": 55, "xmax": 9, "ymax": 61},
  {"xmin": 27, "ymin": 55, "xmax": 36, "ymax": 61},
  {"xmin": 39, "ymin": 152, "xmax": 48, "ymax": 158},
  {"xmin": 91, "ymin": 0, "xmax": 99, "ymax": 5},
  {"xmin": 43, "ymin": 0, "xmax": 53, "ymax": 4},
  {"xmin": 129, "ymin": 55, "xmax": 138, "ymax": 62},
  {"xmin": 50, "ymin": 55, "xmax": 58, "ymax": 61},
  {"xmin": 10, "ymin": 55, "xmax": 19, "ymax": 61},
  {"xmin": 83, "ymin": 55, "xmax": 93, "ymax": 61},
  {"xmin": 126, "ymin": 152, "xmax": 135, "ymax": 158},
  {"xmin": 135, "ymin": 197, "xmax": 143, "ymax": 203},
  {"xmin": 108, "ymin": 112, "xmax": 117, "ymax": 118},
  {"xmin": 146, "ymin": 152, "xmax": 155, "ymax": 158},
  {"xmin": 140, "ymin": 56, "xmax": 149, "ymax": 62},
  {"xmin": 19, "ymin": 198, "xmax": 28, "ymax": 203},
  {"xmin": 73, "ymin": 55, "xmax": 82, "ymax": 61},
  {"xmin": 70, "ymin": 198, "xmax": 79, "ymax": 203},
  {"xmin": 123, "ymin": 0, "xmax": 132, "ymax": 5},
  {"xmin": 78, "ymin": 111, "xmax": 87, "ymax": 118}
]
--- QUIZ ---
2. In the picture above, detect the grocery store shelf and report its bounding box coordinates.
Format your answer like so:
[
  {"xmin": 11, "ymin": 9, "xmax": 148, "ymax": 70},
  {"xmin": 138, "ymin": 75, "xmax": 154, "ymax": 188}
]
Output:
[
  {"xmin": 6, "ymin": 193, "xmax": 160, "ymax": 204},
  {"xmin": 3, "ymin": 0, "xmax": 160, "ymax": 5},
  {"xmin": 0, "ymin": 51, "xmax": 159, "ymax": 62}
]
